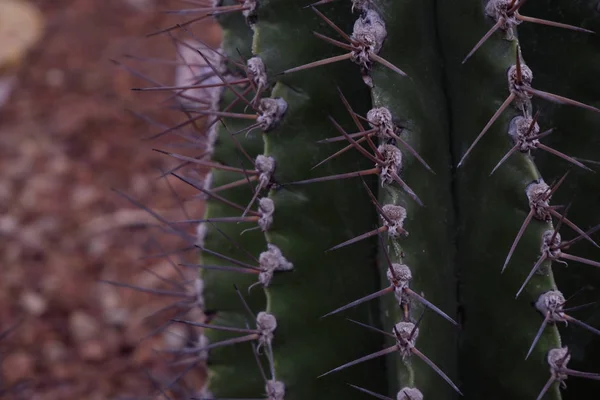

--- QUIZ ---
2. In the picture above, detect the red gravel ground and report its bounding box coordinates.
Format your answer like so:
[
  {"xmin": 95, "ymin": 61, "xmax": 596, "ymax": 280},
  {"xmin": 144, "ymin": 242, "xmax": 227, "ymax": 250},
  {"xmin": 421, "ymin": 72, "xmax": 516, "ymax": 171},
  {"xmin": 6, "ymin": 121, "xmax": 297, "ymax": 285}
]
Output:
[{"xmin": 0, "ymin": 1, "xmax": 219, "ymax": 398}]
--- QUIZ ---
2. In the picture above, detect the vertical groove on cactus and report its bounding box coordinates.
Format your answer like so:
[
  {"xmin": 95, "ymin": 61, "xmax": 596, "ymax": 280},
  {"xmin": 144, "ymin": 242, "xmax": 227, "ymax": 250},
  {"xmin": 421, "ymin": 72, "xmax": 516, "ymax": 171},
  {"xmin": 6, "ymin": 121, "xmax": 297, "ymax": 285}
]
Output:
[
  {"xmin": 368, "ymin": 0, "xmax": 458, "ymax": 398},
  {"xmin": 198, "ymin": 8, "xmax": 268, "ymax": 396},
  {"xmin": 252, "ymin": 1, "xmax": 387, "ymax": 398}
]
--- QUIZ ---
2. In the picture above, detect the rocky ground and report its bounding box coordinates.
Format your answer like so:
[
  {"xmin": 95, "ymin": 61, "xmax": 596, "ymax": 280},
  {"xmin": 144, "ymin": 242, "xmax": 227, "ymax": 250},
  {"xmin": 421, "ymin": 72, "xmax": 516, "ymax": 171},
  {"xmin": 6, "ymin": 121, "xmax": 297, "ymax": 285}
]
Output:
[{"xmin": 0, "ymin": 1, "xmax": 219, "ymax": 398}]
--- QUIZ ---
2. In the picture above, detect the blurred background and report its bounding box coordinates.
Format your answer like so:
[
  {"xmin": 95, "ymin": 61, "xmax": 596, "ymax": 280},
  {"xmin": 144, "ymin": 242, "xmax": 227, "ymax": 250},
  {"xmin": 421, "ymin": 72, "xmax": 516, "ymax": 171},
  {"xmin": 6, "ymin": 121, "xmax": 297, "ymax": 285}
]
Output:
[{"xmin": 1, "ymin": 0, "xmax": 220, "ymax": 398}]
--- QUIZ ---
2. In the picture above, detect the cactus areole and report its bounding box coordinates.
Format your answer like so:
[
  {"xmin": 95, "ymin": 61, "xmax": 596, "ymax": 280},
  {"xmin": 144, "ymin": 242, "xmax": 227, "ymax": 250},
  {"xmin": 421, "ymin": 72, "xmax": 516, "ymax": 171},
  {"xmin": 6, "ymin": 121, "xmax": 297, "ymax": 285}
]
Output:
[{"xmin": 138, "ymin": 1, "xmax": 600, "ymax": 399}]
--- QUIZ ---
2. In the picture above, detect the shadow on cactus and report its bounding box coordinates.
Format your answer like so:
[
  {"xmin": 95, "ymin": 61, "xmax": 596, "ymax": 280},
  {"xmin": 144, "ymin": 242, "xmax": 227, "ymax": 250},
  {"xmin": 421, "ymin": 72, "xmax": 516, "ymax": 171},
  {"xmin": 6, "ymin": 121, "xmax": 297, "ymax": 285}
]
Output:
[{"xmin": 110, "ymin": 0, "xmax": 600, "ymax": 399}]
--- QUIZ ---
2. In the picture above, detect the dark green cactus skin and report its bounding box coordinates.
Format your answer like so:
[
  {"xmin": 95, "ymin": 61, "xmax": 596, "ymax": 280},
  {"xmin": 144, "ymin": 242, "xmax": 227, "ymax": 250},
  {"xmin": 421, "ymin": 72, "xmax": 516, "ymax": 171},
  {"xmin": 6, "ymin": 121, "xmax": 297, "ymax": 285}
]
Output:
[{"xmin": 192, "ymin": 0, "xmax": 600, "ymax": 399}]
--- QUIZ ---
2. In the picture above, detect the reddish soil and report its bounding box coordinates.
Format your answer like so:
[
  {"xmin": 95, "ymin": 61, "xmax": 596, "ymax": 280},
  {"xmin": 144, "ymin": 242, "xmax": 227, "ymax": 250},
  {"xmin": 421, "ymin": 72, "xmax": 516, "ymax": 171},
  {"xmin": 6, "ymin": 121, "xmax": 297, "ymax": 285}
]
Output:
[{"xmin": 0, "ymin": 1, "xmax": 219, "ymax": 398}]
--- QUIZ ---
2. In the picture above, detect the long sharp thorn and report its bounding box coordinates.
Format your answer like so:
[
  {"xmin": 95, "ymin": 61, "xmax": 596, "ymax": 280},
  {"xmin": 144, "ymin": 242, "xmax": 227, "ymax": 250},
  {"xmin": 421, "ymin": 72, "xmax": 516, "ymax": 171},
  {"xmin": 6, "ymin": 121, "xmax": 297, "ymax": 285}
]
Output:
[
  {"xmin": 171, "ymin": 172, "xmax": 259, "ymax": 216},
  {"xmin": 321, "ymin": 287, "xmax": 393, "ymax": 318},
  {"xmin": 327, "ymin": 226, "xmax": 388, "ymax": 252},
  {"xmin": 234, "ymin": 284, "xmax": 256, "ymax": 319},
  {"xmin": 536, "ymin": 143, "xmax": 594, "ymax": 172},
  {"xmin": 347, "ymin": 384, "xmax": 394, "ymax": 400},
  {"xmin": 286, "ymin": 168, "xmax": 378, "ymax": 186},
  {"xmin": 411, "ymin": 347, "xmax": 463, "ymax": 395},
  {"xmin": 515, "ymin": 49, "xmax": 523, "ymax": 83},
  {"xmin": 179, "ymin": 263, "xmax": 259, "ymax": 274},
  {"xmin": 369, "ymin": 53, "xmax": 408, "ymax": 77},
  {"xmin": 163, "ymin": 4, "xmax": 247, "ymax": 15},
  {"xmin": 132, "ymin": 79, "xmax": 249, "ymax": 92},
  {"xmin": 490, "ymin": 145, "xmax": 520, "ymax": 176},
  {"xmin": 194, "ymin": 333, "xmax": 260, "ymax": 353},
  {"xmin": 516, "ymin": 14, "xmax": 595, "ymax": 34},
  {"xmin": 282, "ymin": 53, "xmax": 352, "ymax": 75},
  {"xmin": 346, "ymin": 318, "xmax": 395, "ymax": 338},
  {"xmin": 560, "ymin": 252, "xmax": 600, "ymax": 269},
  {"xmin": 458, "ymin": 93, "xmax": 516, "ymax": 167},
  {"xmin": 171, "ymin": 320, "xmax": 257, "ymax": 334},
  {"xmin": 535, "ymin": 376, "xmax": 556, "ymax": 400},
  {"xmin": 311, "ymin": 139, "xmax": 366, "ymax": 170},
  {"xmin": 212, "ymin": 176, "xmax": 260, "ymax": 193},
  {"xmin": 313, "ymin": 32, "xmax": 354, "ymax": 51},
  {"xmin": 404, "ymin": 288, "xmax": 458, "ymax": 326},
  {"xmin": 530, "ymin": 128, "xmax": 554, "ymax": 141},
  {"xmin": 390, "ymin": 133, "xmax": 435, "ymax": 174},
  {"xmin": 241, "ymin": 185, "xmax": 263, "ymax": 219},
  {"xmin": 304, "ymin": 0, "xmax": 337, "ymax": 8},
  {"xmin": 153, "ymin": 149, "xmax": 258, "ymax": 174},
  {"xmin": 564, "ymin": 315, "xmax": 600, "ymax": 337},
  {"xmin": 208, "ymin": 221, "xmax": 261, "ymax": 263},
  {"xmin": 526, "ymin": 315, "xmax": 550, "ymax": 360},
  {"xmin": 318, "ymin": 346, "xmax": 398, "ymax": 378},
  {"xmin": 311, "ymin": 6, "xmax": 354, "ymax": 43},
  {"xmin": 551, "ymin": 200, "xmax": 573, "ymax": 246},
  {"xmin": 561, "ymin": 223, "xmax": 600, "ymax": 250},
  {"xmin": 525, "ymin": 87, "xmax": 600, "ymax": 114},
  {"xmin": 548, "ymin": 209, "xmax": 600, "ymax": 249},
  {"xmin": 188, "ymin": 109, "xmax": 258, "ymax": 120},
  {"xmin": 508, "ymin": 0, "xmax": 527, "ymax": 14},
  {"xmin": 192, "ymin": 46, "xmax": 256, "ymax": 111},
  {"xmin": 391, "ymin": 172, "xmax": 424, "ymax": 207},
  {"xmin": 502, "ymin": 209, "xmax": 535, "ymax": 273},
  {"xmin": 98, "ymin": 280, "xmax": 190, "ymax": 298},
  {"xmin": 145, "ymin": 114, "xmax": 205, "ymax": 140},
  {"xmin": 515, "ymin": 254, "xmax": 548, "ymax": 298},
  {"xmin": 337, "ymin": 88, "xmax": 366, "ymax": 132},
  {"xmin": 360, "ymin": 177, "xmax": 392, "ymax": 223},
  {"xmin": 328, "ymin": 116, "xmax": 379, "ymax": 163},
  {"xmin": 462, "ymin": 18, "xmax": 505, "ymax": 64},
  {"xmin": 250, "ymin": 342, "xmax": 268, "ymax": 383},
  {"xmin": 562, "ymin": 368, "xmax": 600, "ymax": 380},
  {"xmin": 563, "ymin": 301, "xmax": 597, "ymax": 313},
  {"xmin": 146, "ymin": 15, "xmax": 211, "ymax": 37},
  {"xmin": 317, "ymin": 130, "xmax": 370, "ymax": 143},
  {"xmin": 546, "ymin": 170, "xmax": 570, "ymax": 199}
]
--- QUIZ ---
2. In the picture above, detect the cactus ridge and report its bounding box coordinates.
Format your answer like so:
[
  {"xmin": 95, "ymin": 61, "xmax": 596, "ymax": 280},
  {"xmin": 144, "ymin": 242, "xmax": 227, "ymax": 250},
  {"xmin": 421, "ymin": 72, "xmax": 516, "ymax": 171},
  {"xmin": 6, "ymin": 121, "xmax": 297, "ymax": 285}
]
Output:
[{"xmin": 113, "ymin": 0, "xmax": 600, "ymax": 399}]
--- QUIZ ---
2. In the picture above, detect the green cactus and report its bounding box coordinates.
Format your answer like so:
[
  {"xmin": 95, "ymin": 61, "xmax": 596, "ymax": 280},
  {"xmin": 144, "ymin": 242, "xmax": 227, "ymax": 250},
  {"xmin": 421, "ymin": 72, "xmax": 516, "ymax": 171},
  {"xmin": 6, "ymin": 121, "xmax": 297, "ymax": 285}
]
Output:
[{"xmin": 133, "ymin": 0, "xmax": 600, "ymax": 399}]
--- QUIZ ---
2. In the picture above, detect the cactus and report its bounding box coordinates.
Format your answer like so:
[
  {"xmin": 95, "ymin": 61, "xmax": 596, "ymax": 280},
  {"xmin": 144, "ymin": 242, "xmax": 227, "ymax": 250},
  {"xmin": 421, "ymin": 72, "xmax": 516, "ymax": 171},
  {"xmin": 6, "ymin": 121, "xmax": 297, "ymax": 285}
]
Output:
[{"xmin": 127, "ymin": 1, "xmax": 600, "ymax": 399}]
